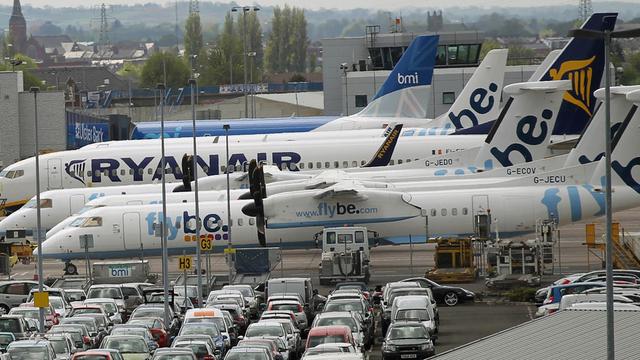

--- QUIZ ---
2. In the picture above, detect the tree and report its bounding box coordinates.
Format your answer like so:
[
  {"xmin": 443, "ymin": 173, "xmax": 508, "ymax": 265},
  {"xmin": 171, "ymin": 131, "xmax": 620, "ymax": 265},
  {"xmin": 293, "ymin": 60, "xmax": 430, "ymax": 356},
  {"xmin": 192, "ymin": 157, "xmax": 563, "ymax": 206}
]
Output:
[
  {"xmin": 0, "ymin": 53, "xmax": 41, "ymax": 89},
  {"xmin": 184, "ymin": 12, "xmax": 203, "ymax": 59},
  {"xmin": 479, "ymin": 39, "xmax": 502, "ymax": 60},
  {"xmin": 507, "ymin": 45, "xmax": 536, "ymax": 65},
  {"xmin": 140, "ymin": 51, "xmax": 190, "ymax": 88},
  {"xmin": 265, "ymin": 5, "xmax": 309, "ymax": 74},
  {"xmin": 244, "ymin": 11, "xmax": 264, "ymax": 81},
  {"xmin": 35, "ymin": 21, "xmax": 62, "ymax": 36},
  {"xmin": 216, "ymin": 11, "xmax": 243, "ymax": 84}
]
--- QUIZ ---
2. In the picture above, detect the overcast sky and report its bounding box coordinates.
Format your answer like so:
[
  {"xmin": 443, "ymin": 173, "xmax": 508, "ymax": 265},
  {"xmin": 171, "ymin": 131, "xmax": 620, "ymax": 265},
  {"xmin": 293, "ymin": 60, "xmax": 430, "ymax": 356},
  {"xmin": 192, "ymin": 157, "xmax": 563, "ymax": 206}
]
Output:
[{"xmin": 17, "ymin": 0, "xmax": 621, "ymax": 11}]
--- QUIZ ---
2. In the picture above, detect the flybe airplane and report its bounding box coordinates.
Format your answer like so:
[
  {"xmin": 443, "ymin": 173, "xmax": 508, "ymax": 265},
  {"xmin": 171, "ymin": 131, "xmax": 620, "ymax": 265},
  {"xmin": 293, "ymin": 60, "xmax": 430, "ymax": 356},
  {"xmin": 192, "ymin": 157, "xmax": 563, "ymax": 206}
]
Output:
[{"xmin": 39, "ymin": 88, "xmax": 640, "ymax": 264}]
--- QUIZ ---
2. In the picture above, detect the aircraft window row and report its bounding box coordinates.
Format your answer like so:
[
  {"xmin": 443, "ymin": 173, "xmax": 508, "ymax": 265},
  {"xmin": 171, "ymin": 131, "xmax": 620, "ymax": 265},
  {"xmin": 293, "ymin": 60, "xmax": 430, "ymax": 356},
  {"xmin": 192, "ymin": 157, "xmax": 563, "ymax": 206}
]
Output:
[
  {"xmin": 429, "ymin": 207, "xmax": 468, "ymax": 217},
  {"xmin": 0, "ymin": 169, "xmax": 24, "ymax": 179}
]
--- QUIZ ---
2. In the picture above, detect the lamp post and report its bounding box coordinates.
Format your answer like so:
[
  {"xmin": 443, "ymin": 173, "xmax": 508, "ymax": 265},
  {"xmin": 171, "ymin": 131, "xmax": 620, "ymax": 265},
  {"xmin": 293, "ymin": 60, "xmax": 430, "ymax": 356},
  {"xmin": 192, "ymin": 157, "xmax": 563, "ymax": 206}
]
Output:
[
  {"xmin": 248, "ymin": 51, "xmax": 256, "ymax": 118},
  {"xmin": 156, "ymin": 83, "xmax": 170, "ymax": 326},
  {"xmin": 189, "ymin": 76, "xmax": 203, "ymax": 308},
  {"xmin": 340, "ymin": 63, "xmax": 349, "ymax": 115},
  {"xmin": 30, "ymin": 86, "xmax": 44, "ymax": 334},
  {"xmin": 569, "ymin": 22, "xmax": 640, "ymax": 360},
  {"xmin": 223, "ymin": 124, "xmax": 232, "ymax": 284},
  {"xmin": 231, "ymin": 5, "xmax": 260, "ymax": 118}
]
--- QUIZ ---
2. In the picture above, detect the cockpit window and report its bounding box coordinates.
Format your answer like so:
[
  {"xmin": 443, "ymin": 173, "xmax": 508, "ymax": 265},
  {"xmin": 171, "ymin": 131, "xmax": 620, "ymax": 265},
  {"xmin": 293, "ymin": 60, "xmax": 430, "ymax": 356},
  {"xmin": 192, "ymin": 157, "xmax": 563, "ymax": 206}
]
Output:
[
  {"xmin": 0, "ymin": 170, "xmax": 23, "ymax": 179},
  {"xmin": 24, "ymin": 198, "xmax": 52, "ymax": 209},
  {"xmin": 70, "ymin": 217, "xmax": 87, "ymax": 227},
  {"xmin": 83, "ymin": 217, "xmax": 103, "ymax": 227}
]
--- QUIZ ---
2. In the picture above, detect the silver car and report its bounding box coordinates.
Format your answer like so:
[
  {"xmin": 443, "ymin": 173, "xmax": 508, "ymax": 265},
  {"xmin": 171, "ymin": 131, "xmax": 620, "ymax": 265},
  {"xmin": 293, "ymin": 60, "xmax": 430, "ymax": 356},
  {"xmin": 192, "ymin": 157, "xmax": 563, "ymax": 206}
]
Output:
[{"xmin": 0, "ymin": 281, "xmax": 41, "ymax": 314}]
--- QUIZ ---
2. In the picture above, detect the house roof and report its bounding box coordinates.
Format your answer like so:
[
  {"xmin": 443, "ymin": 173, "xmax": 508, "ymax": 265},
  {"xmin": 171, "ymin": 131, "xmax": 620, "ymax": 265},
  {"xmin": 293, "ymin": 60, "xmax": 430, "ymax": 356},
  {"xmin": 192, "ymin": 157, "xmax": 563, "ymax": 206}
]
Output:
[{"xmin": 432, "ymin": 309, "xmax": 640, "ymax": 360}]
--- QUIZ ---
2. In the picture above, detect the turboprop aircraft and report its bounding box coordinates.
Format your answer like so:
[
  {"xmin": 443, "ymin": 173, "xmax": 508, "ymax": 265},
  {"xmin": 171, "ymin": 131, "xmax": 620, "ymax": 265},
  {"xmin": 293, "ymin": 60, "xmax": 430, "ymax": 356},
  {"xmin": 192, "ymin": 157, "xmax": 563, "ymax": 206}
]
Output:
[{"xmin": 39, "ymin": 89, "xmax": 640, "ymax": 275}]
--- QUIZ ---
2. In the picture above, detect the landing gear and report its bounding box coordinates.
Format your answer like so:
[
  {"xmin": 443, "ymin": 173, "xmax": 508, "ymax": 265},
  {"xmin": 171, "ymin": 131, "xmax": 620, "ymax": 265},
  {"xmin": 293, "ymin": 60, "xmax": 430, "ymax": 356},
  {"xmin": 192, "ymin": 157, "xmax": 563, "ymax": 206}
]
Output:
[{"xmin": 64, "ymin": 261, "xmax": 78, "ymax": 275}]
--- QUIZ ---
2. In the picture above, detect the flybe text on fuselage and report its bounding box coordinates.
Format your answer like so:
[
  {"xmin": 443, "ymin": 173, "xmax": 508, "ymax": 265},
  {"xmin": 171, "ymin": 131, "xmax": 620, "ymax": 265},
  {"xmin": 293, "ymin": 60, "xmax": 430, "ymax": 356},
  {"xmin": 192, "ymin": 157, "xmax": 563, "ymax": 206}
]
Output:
[{"xmin": 144, "ymin": 210, "xmax": 228, "ymax": 241}]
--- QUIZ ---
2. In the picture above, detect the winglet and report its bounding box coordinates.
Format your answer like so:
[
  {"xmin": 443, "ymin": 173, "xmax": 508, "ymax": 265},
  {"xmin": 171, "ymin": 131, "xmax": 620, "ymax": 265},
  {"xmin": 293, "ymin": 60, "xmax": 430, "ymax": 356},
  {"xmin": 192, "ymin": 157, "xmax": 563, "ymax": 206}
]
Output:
[{"xmin": 362, "ymin": 124, "xmax": 403, "ymax": 167}]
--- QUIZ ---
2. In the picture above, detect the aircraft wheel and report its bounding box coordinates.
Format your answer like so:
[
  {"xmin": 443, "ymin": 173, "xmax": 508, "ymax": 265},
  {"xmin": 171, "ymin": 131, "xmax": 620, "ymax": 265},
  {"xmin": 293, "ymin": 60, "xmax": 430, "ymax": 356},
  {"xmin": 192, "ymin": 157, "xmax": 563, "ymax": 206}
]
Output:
[{"xmin": 64, "ymin": 262, "xmax": 78, "ymax": 275}]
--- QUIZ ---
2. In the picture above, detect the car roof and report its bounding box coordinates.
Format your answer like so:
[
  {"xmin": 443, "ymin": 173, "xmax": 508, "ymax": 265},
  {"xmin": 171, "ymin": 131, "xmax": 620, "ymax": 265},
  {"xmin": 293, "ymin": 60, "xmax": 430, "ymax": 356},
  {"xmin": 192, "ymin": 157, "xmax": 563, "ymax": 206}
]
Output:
[
  {"xmin": 315, "ymin": 311, "xmax": 357, "ymax": 319},
  {"xmin": 249, "ymin": 321, "xmax": 284, "ymax": 327},
  {"xmin": 307, "ymin": 325, "xmax": 351, "ymax": 335}
]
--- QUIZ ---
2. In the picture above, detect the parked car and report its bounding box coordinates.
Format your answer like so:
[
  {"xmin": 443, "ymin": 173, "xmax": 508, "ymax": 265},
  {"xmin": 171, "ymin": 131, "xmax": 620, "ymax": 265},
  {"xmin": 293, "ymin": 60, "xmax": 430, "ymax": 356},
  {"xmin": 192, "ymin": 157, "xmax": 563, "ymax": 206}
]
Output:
[
  {"xmin": 0, "ymin": 281, "xmax": 41, "ymax": 314},
  {"xmin": 224, "ymin": 347, "xmax": 273, "ymax": 360},
  {"xmin": 305, "ymin": 325, "xmax": 355, "ymax": 350},
  {"xmin": 382, "ymin": 321, "xmax": 435, "ymax": 360},
  {"xmin": 5, "ymin": 339, "xmax": 57, "ymax": 360},
  {"xmin": 100, "ymin": 335, "xmax": 151, "ymax": 360},
  {"xmin": 151, "ymin": 348, "xmax": 197, "ymax": 360},
  {"xmin": 46, "ymin": 333, "xmax": 78, "ymax": 360},
  {"xmin": 402, "ymin": 277, "xmax": 475, "ymax": 306},
  {"xmin": 0, "ymin": 315, "xmax": 36, "ymax": 340}
]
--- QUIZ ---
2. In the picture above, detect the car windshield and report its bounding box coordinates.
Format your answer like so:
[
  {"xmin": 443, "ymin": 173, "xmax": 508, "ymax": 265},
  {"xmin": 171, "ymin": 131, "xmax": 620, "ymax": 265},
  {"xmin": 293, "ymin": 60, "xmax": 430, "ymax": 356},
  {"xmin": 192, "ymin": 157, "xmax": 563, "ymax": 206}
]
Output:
[
  {"xmin": 73, "ymin": 356, "xmax": 109, "ymax": 360},
  {"xmin": 173, "ymin": 343, "xmax": 209, "ymax": 357},
  {"xmin": 388, "ymin": 326, "xmax": 428, "ymax": 340},
  {"xmin": 185, "ymin": 317, "xmax": 225, "ymax": 331},
  {"xmin": 0, "ymin": 319, "xmax": 21, "ymax": 333},
  {"xmin": 389, "ymin": 291, "xmax": 427, "ymax": 305},
  {"xmin": 154, "ymin": 355, "xmax": 195, "ymax": 360},
  {"xmin": 88, "ymin": 288, "xmax": 122, "ymax": 299},
  {"xmin": 308, "ymin": 335, "xmax": 346, "ymax": 348},
  {"xmin": 112, "ymin": 328, "xmax": 146, "ymax": 338},
  {"xmin": 132, "ymin": 308, "xmax": 163, "ymax": 318},
  {"xmin": 62, "ymin": 319, "xmax": 96, "ymax": 332},
  {"xmin": 181, "ymin": 324, "xmax": 221, "ymax": 337},
  {"xmin": 305, "ymin": 345, "xmax": 353, "ymax": 355},
  {"xmin": 396, "ymin": 309, "xmax": 431, "ymax": 322},
  {"xmin": 225, "ymin": 287, "xmax": 252, "ymax": 297},
  {"xmin": 72, "ymin": 308, "xmax": 101, "ymax": 315},
  {"xmin": 224, "ymin": 352, "xmax": 268, "ymax": 360},
  {"xmin": 324, "ymin": 301, "xmax": 364, "ymax": 313},
  {"xmin": 270, "ymin": 303, "xmax": 299, "ymax": 311},
  {"xmin": 316, "ymin": 317, "xmax": 357, "ymax": 332},
  {"xmin": 246, "ymin": 326, "xmax": 284, "ymax": 337},
  {"xmin": 10, "ymin": 309, "xmax": 39, "ymax": 320},
  {"xmin": 89, "ymin": 302, "xmax": 117, "ymax": 314},
  {"xmin": 7, "ymin": 346, "xmax": 48, "ymax": 360},
  {"xmin": 0, "ymin": 334, "xmax": 14, "ymax": 346},
  {"xmin": 103, "ymin": 338, "xmax": 147, "ymax": 353},
  {"xmin": 49, "ymin": 339, "xmax": 69, "ymax": 354}
]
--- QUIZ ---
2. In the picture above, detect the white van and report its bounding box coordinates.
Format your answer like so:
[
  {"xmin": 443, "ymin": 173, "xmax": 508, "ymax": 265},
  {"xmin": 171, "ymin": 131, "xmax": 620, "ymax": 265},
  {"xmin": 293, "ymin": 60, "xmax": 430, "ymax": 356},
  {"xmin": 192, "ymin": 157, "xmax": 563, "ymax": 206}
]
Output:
[
  {"xmin": 184, "ymin": 308, "xmax": 231, "ymax": 348},
  {"xmin": 391, "ymin": 295, "xmax": 438, "ymax": 335}
]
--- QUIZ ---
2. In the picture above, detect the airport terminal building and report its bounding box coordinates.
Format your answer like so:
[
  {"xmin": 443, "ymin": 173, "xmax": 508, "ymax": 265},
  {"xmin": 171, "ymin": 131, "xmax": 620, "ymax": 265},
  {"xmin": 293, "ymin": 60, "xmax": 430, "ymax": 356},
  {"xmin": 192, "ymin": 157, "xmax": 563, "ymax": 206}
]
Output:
[{"xmin": 322, "ymin": 31, "xmax": 540, "ymax": 117}]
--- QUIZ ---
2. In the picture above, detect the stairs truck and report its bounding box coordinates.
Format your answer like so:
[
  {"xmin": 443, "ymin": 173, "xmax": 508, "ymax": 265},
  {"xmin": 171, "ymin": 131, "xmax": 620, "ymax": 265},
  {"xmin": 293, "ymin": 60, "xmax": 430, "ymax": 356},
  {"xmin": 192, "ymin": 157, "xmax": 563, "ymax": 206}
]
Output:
[{"xmin": 317, "ymin": 227, "xmax": 371, "ymax": 285}]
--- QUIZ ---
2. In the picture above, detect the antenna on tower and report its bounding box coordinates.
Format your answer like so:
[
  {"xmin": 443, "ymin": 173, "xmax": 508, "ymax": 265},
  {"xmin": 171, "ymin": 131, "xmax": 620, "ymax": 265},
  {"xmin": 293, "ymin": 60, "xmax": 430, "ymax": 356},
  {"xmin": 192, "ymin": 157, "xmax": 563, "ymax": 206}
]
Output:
[
  {"xmin": 578, "ymin": 0, "xmax": 593, "ymax": 23},
  {"xmin": 91, "ymin": 3, "xmax": 114, "ymax": 50},
  {"xmin": 189, "ymin": 0, "xmax": 199, "ymax": 15}
]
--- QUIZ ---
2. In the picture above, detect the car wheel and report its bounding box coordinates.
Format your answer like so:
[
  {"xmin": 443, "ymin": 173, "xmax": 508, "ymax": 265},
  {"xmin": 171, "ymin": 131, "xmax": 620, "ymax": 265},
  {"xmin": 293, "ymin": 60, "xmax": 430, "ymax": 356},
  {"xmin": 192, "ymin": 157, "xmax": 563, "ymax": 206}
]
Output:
[
  {"xmin": 0, "ymin": 305, "xmax": 8, "ymax": 315},
  {"xmin": 64, "ymin": 262, "xmax": 78, "ymax": 275},
  {"xmin": 444, "ymin": 292, "xmax": 459, "ymax": 306}
]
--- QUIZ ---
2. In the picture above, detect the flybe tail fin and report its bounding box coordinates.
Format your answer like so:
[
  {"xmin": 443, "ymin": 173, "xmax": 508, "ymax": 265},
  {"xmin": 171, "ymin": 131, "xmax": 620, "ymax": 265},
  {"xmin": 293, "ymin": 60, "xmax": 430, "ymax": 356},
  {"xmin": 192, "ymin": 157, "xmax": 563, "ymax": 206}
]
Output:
[
  {"xmin": 430, "ymin": 49, "xmax": 508, "ymax": 130},
  {"xmin": 593, "ymin": 89, "xmax": 640, "ymax": 191},
  {"xmin": 473, "ymin": 80, "xmax": 572, "ymax": 169},
  {"xmin": 538, "ymin": 12, "xmax": 617, "ymax": 135},
  {"xmin": 362, "ymin": 124, "xmax": 403, "ymax": 167},
  {"xmin": 564, "ymin": 86, "xmax": 640, "ymax": 167},
  {"xmin": 355, "ymin": 35, "xmax": 439, "ymax": 118}
]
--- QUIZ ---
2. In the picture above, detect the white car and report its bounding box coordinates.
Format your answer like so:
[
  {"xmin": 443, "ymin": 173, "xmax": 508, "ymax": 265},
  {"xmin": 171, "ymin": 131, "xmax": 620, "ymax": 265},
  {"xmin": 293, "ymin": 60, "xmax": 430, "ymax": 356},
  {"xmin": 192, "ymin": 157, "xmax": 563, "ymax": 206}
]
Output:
[
  {"xmin": 244, "ymin": 321, "xmax": 291, "ymax": 360},
  {"xmin": 267, "ymin": 300, "xmax": 308, "ymax": 330}
]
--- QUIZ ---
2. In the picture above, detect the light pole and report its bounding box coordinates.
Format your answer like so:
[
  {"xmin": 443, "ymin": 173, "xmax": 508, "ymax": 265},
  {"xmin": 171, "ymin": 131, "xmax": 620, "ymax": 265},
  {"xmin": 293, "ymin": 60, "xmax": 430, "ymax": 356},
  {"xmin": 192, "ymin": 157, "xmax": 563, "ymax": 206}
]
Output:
[
  {"xmin": 340, "ymin": 63, "xmax": 349, "ymax": 115},
  {"xmin": 569, "ymin": 21, "xmax": 640, "ymax": 360},
  {"xmin": 231, "ymin": 5, "xmax": 260, "ymax": 118},
  {"xmin": 124, "ymin": 68, "xmax": 133, "ymax": 119},
  {"xmin": 31, "ymin": 86, "xmax": 44, "ymax": 334},
  {"xmin": 189, "ymin": 75, "xmax": 203, "ymax": 308},
  {"xmin": 223, "ymin": 124, "xmax": 232, "ymax": 284},
  {"xmin": 248, "ymin": 51, "xmax": 256, "ymax": 118},
  {"xmin": 157, "ymin": 83, "xmax": 170, "ymax": 327}
]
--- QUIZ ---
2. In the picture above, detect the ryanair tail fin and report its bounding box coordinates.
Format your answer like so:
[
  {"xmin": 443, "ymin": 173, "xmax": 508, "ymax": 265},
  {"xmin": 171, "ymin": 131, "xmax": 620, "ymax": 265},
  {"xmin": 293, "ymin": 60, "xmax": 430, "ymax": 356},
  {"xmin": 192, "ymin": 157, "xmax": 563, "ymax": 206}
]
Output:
[
  {"xmin": 564, "ymin": 85, "xmax": 640, "ymax": 167},
  {"xmin": 355, "ymin": 35, "xmax": 439, "ymax": 118},
  {"xmin": 538, "ymin": 12, "xmax": 617, "ymax": 135},
  {"xmin": 429, "ymin": 49, "xmax": 508, "ymax": 131},
  {"xmin": 362, "ymin": 124, "xmax": 403, "ymax": 167},
  {"xmin": 473, "ymin": 80, "xmax": 572, "ymax": 170}
]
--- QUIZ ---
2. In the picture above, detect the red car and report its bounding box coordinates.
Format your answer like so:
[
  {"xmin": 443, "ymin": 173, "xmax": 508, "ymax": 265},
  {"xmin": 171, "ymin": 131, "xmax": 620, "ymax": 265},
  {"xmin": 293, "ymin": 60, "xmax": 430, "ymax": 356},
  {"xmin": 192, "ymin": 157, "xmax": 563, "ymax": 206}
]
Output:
[
  {"xmin": 306, "ymin": 325, "xmax": 355, "ymax": 349},
  {"xmin": 17, "ymin": 303, "xmax": 60, "ymax": 328},
  {"xmin": 126, "ymin": 317, "xmax": 169, "ymax": 347}
]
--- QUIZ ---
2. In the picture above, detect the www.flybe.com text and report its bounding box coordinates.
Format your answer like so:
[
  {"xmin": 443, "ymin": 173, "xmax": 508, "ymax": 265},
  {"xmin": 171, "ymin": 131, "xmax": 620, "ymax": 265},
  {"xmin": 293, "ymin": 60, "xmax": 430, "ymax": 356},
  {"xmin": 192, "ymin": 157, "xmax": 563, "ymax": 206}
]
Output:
[{"xmin": 296, "ymin": 202, "xmax": 379, "ymax": 218}]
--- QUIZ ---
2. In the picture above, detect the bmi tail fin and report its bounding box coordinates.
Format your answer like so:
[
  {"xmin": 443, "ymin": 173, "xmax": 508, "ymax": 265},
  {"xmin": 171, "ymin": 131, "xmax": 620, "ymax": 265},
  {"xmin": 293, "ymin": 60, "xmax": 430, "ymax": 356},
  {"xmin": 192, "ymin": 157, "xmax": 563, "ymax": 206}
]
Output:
[
  {"xmin": 538, "ymin": 12, "xmax": 618, "ymax": 135},
  {"xmin": 564, "ymin": 86, "xmax": 640, "ymax": 167},
  {"xmin": 362, "ymin": 124, "xmax": 403, "ymax": 167},
  {"xmin": 355, "ymin": 35, "xmax": 439, "ymax": 118},
  {"xmin": 473, "ymin": 80, "xmax": 572, "ymax": 169},
  {"xmin": 430, "ymin": 49, "xmax": 508, "ymax": 130}
]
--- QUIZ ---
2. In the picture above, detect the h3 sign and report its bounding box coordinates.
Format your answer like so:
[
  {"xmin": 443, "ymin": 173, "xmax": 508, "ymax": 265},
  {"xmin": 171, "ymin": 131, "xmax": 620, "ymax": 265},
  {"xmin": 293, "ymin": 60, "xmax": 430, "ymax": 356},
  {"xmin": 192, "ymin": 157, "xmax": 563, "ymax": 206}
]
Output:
[{"xmin": 178, "ymin": 256, "xmax": 193, "ymax": 271}]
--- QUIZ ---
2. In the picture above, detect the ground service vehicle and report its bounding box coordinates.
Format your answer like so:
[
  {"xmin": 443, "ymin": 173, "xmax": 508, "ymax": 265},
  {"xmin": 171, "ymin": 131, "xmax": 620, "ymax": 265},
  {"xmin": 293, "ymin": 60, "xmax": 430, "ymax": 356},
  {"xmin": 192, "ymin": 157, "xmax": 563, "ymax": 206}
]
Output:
[{"xmin": 317, "ymin": 227, "xmax": 371, "ymax": 285}]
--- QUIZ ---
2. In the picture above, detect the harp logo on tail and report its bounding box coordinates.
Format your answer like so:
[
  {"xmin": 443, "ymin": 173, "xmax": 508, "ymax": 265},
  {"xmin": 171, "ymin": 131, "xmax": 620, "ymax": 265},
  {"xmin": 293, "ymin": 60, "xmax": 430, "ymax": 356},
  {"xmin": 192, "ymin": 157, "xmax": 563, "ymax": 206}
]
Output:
[
  {"xmin": 549, "ymin": 56, "xmax": 595, "ymax": 116},
  {"xmin": 65, "ymin": 160, "xmax": 87, "ymax": 185}
]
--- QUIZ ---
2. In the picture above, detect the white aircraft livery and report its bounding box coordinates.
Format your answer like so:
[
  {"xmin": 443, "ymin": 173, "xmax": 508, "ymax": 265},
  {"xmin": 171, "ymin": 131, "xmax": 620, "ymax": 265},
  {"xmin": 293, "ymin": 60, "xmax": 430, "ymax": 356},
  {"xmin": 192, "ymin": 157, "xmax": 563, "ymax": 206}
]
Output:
[{"xmin": 39, "ymin": 89, "xmax": 640, "ymax": 264}]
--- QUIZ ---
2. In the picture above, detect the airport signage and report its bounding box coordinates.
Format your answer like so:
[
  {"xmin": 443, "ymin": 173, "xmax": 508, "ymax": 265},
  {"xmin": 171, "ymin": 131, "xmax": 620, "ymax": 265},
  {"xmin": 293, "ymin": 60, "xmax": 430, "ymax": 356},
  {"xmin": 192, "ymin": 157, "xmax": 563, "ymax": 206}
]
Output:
[{"xmin": 109, "ymin": 264, "xmax": 132, "ymax": 278}]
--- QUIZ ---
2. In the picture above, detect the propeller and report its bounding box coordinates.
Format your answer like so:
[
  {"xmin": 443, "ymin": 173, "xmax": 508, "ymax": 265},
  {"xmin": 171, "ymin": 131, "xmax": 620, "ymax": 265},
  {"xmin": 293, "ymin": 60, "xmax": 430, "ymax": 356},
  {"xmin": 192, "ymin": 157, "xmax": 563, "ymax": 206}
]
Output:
[
  {"xmin": 178, "ymin": 154, "xmax": 194, "ymax": 192},
  {"xmin": 241, "ymin": 159, "xmax": 268, "ymax": 246}
]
